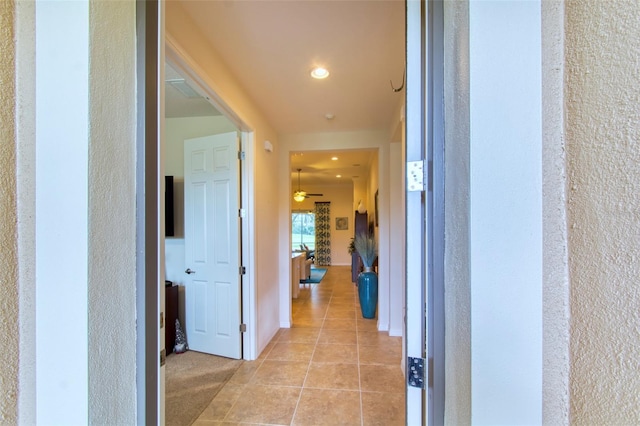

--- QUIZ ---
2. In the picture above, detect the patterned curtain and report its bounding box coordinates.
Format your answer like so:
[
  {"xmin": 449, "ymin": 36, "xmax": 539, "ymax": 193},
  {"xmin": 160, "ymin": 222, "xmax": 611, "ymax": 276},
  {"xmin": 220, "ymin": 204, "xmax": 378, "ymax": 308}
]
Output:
[{"xmin": 314, "ymin": 202, "xmax": 331, "ymax": 266}]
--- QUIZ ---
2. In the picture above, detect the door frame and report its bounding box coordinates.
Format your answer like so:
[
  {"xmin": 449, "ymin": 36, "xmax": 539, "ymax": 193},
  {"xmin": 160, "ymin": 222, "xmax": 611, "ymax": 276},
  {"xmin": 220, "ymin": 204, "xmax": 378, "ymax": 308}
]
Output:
[
  {"xmin": 136, "ymin": 1, "xmax": 160, "ymax": 423},
  {"xmin": 165, "ymin": 38, "xmax": 258, "ymax": 361},
  {"xmin": 136, "ymin": 13, "xmax": 259, "ymax": 422},
  {"xmin": 405, "ymin": 0, "xmax": 445, "ymax": 424},
  {"xmin": 278, "ymin": 145, "xmax": 390, "ymax": 330}
]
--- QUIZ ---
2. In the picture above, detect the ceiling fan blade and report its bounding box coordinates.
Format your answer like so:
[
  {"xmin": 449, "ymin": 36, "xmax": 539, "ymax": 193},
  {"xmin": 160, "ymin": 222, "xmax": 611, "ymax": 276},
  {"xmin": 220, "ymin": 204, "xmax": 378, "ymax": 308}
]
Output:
[{"xmin": 306, "ymin": 193, "xmax": 324, "ymax": 197}]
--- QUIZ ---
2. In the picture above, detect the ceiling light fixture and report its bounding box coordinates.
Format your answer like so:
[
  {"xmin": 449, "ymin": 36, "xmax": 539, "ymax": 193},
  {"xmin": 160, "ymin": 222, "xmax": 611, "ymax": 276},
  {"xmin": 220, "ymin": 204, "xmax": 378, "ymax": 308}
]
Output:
[
  {"xmin": 336, "ymin": 174, "xmax": 342, "ymax": 178},
  {"xmin": 293, "ymin": 169, "xmax": 307, "ymax": 202},
  {"xmin": 331, "ymin": 156, "xmax": 338, "ymax": 161},
  {"xmin": 311, "ymin": 67, "xmax": 330, "ymax": 79},
  {"xmin": 293, "ymin": 168, "xmax": 323, "ymax": 202},
  {"xmin": 293, "ymin": 191, "xmax": 306, "ymax": 203}
]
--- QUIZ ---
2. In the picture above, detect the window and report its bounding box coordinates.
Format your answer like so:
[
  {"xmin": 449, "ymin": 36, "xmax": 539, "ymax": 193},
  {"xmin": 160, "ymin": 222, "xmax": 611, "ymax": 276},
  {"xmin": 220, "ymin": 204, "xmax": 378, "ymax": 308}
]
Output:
[{"xmin": 292, "ymin": 211, "xmax": 315, "ymax": 251}]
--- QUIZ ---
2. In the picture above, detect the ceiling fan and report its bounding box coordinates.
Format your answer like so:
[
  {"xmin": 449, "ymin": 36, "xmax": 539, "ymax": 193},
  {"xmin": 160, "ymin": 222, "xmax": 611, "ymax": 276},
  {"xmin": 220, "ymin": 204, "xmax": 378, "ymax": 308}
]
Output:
[{"xmin": 293, "ymin": 168, "xmax": 323, "ymax": 202}]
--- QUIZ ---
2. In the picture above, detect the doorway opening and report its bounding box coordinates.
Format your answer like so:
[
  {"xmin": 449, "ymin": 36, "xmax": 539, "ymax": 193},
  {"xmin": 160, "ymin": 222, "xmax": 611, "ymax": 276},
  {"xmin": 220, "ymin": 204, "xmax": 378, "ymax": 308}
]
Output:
[
  {"xmin": 164, "ymin": 43, "xmax": 257, "ymax": 363},
  {"xmin": 286, "ymin": 148, "xmax": 384, "ymax": 327}
]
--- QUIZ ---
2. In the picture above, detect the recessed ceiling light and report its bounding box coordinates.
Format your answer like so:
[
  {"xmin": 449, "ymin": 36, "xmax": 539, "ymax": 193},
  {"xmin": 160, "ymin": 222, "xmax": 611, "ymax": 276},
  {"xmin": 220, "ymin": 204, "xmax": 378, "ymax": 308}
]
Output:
[
  {"xmin": 311, "ymin": 67, "xmax": 330, "ymax": 79},
  {"xmin": 336, "ymin": 175, "xmax": 342, "ymax": 178},
  {"xmin": 331, "ymin": 156, "xmax": 338, "ymax": 161}
]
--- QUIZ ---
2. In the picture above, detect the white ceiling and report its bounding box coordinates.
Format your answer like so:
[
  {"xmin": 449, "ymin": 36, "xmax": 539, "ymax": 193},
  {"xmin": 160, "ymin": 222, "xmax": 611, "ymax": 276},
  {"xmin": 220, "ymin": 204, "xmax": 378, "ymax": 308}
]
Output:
[
  {"xmin": 291, "ymin": 149, "xmax": 376, "ymax": 187},
  {"xmin": 168, "ymin": 0, "xmax": 405, "ymax": 185}
]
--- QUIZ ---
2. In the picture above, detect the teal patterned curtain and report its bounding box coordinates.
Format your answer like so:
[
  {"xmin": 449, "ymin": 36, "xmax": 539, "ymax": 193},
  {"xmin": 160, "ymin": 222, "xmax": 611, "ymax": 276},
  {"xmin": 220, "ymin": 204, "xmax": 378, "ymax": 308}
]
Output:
[{"xmin": 314, "ymin": 202, "xmax": 331, "ymax": 265}]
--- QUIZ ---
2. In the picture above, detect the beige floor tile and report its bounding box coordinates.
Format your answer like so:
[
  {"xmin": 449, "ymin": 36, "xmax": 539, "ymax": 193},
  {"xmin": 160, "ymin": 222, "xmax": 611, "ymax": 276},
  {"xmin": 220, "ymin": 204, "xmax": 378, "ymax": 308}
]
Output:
[
  {"xmin": 292, "ymin": 388, "xmax": 361, "ymax": 425},
  {"xmin": 250, "ymin": 360, "xmax": 310, "ymax": 387},
  {"xmin": 358, "ymin": 330, "xmax": 402, "ymax": 347},
  {"xmin": 329, "ymin": 298, "xmax": 356, "ymax": 307},
  {"xmin": 359, "ymin": 364, "xmax": 405, "ymax": 393},
  {"xmin": 303, "ymin": 302, "xmax": 330, "ymax": 310},
  {"xmin": 312, "ymin": 343, "xmax": 358, "ymax": 364},
  {"xmin": 325, "ymin": 308, "xmax": 356, "ymax": 319},
  {"xmin": 323, "ymin": 318, "xmax": 356, "ymax": 330},
  {"xmin": 356, "ymin": 318, "xmax": 379, "ymax": 332},
  {"xmin": 358, "ymin": 343, "xmax": 402, "ymax": 365},
  {"xmin": 304, "ymin": 363, "xmax": 360, "ymax": 390},
  {"xmin": 197, "ymin": 382, "xmax": 245, "ymax": 421},
  {"xmin": 192, "ymin": 266, "xmax": 406, "ymax": 426},
  {"xmin": 292, "ymin": 317, "xmax": 325, "ymax": 328},
  {"xmin": 194, "ymin": 422, "xmax": 258, "ymax": 426},
  {"xmin": 277, "ymin": 327, "xmax": 321, "ymax": 344},
  {"xmin": 227, "ymin": 361, "xmax": 261, "ymax": 384},
  {"xmin": 331, "ymin": 291, "xmax": 356, "ymax": 298},
  {"xmin": 294, "ymin": 310, "xmax": 327, "ymax": 320},
  {"xmin": 225, "ymin": 384, "xmax": 301, "ymax": 424},
  {"xmin": 332, "ymin": 290, "xmax": 356, "ymax": 297},
  {"xmin": 317, "ymin": 328, "xmax": 358, "ymax": 345},
  {"xmin": 361, "ymin": 391, "xmax": 406, "ymax": 426},
  {"xmin": 257, "ymin": 341, "xmax": 275, "ymax": 360},
  {"xmin": 191, "ymin": 420, "xmax": 220, "ymax": 425},
  {"xmin": 266, "ymin": 342, "xmax": 315, "ymax": 362}
]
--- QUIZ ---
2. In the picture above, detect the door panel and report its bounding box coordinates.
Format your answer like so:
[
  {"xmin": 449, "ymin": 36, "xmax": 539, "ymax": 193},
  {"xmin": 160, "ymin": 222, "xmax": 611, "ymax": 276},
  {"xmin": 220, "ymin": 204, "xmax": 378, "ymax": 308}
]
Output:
[{"xmin": 184, "ymin": 132, "xmax": 241, "ymax": 359}]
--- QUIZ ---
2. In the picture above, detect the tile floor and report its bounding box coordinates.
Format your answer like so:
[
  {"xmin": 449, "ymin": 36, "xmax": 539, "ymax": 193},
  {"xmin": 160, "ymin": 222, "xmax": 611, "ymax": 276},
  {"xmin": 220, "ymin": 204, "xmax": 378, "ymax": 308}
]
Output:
[{"xmin": 193, "ymin": 265, "xmax": 405, "ymax": 425}]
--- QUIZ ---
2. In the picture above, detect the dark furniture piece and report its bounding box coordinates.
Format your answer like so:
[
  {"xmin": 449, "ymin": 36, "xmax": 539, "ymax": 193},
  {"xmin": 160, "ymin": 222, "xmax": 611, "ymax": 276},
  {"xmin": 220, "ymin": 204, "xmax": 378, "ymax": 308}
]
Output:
[
  {"xmin": 165, "ymin": 284, "xmax": 179, "ymax": 354},
  {"xmin": 351, "ymin": 210, "xmax": 368, "ymax": 282}
]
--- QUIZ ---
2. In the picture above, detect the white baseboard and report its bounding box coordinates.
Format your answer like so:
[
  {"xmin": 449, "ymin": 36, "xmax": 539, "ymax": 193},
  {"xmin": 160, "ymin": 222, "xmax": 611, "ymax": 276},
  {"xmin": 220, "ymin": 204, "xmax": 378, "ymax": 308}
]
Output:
[
  {"xmin": 389, "ymin": 327, "xmax": 403, "ymax": 337},
  {"xmin": 377, "ymin": 320, "xmax": 389, "ymax": 331}
]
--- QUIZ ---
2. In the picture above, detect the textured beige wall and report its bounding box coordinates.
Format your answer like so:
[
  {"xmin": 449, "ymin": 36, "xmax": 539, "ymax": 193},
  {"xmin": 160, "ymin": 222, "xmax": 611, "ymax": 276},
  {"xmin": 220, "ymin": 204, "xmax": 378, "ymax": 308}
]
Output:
[
  {"xmin": 566, "ymin": 1, "xmax": 640, "ymax": 423},
  {"xmin": 87, "ymin": 2, "xmax": 137, "ymax": 423},
  {"xmin": 15, "ymin": 0, "xmax": 36, "ymax": 423},
  {"xmin": 0, "ymin": 0, "xmax": 19, "ymax": 422}
]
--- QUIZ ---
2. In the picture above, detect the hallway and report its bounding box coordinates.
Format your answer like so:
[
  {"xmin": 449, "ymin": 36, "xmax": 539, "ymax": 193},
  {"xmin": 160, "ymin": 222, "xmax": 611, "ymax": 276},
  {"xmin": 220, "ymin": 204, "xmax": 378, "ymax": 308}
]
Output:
[{"xmin": 193, "ymin": 266, "xmax": 405, "ymax": 425}]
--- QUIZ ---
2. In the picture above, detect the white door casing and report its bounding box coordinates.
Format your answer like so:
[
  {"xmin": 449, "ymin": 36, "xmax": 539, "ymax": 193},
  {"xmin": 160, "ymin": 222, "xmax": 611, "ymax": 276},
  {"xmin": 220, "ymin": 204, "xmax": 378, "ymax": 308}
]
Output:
[
  {"xmin": 184, "ymin": 132, "xmax": 242, "ymax": 359},
  {"xmin": 405, "ymin": 0, "xmax": 428, "ymax": 421},
  {"xmin": 405, "ymin": 1, "xmax": 445, "ymax": 424}
]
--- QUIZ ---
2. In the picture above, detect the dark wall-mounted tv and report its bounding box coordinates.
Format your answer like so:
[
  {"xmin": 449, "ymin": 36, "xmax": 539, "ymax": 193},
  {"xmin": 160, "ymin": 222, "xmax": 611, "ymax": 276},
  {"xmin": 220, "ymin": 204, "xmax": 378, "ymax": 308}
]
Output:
[{"xmin": 165, "ymin": 175, "xmax": 175, "ymax": 237}]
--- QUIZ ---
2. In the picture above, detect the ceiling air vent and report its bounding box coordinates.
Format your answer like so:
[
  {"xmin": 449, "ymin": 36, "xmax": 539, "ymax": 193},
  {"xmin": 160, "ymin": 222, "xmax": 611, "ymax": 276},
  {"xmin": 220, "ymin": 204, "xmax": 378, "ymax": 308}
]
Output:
[{"xmin": 166, "ymin": 78, "xmax": 201, "ymax": 99}]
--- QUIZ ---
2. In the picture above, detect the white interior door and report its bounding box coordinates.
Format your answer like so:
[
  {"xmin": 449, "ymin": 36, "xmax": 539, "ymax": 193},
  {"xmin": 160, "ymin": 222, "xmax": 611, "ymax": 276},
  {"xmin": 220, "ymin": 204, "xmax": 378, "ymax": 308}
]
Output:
[{"xmin": 184, "ymin": 132, "xmax": 242, "ymax": 359}]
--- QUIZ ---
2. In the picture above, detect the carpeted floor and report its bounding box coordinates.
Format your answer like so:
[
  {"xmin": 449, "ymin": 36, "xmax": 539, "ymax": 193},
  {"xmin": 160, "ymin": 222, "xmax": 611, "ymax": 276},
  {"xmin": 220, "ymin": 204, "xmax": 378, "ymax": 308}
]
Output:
[
  {"xmin": 300, "ymin": 267, "xmax": 327, "ymax": 283},
  {"xmin": 165, "ymin": 350, "xmax": 243, "ymax": 426}
]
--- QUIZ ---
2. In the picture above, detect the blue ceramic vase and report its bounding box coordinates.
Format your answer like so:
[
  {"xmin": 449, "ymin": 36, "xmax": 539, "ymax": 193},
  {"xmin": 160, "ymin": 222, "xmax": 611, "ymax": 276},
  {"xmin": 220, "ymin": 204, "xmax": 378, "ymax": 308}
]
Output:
[{"xmin": 358, "ymin": 268, "xmax": 378, "ymax": 319}]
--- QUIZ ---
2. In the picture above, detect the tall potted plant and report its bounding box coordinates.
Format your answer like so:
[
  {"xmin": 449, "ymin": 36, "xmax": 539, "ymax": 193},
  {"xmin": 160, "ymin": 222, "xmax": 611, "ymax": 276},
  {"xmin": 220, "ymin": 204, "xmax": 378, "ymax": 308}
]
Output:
[{"xmin": 353, "ymin": 231, "xmax": 378, "ymax": 319}]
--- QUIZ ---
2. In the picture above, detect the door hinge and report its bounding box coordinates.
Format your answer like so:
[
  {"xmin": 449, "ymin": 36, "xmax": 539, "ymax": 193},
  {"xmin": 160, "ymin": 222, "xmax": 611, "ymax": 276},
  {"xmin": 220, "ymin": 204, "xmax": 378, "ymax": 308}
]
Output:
[
  {"xmin": 160, "ymin": 348, "xmax": 166, "ymax": 367},
  {"xmin": 239, "ymin": 266, "xmax": 246, "ymax": 275},
  {"xmin": 240, "ymin": 323, "xmax": 247, "ymax": 333},
  {"xmin": 160, "ymin": 312, "xmax": 164, "ymax": 328},
  {"xmin": 407, "ymin": 160, "xmax": 426, "ymax": 192},
  {"xmin": 407, "ymin": 356, "xmax": 426, "ymax": 389},
  {"xmin": 238, "ymin": 151, "xmax": 245, "ymax": 161},
  {"xmin": 239, "ymin": 208, "xmax": 246, "ymax": 218}
]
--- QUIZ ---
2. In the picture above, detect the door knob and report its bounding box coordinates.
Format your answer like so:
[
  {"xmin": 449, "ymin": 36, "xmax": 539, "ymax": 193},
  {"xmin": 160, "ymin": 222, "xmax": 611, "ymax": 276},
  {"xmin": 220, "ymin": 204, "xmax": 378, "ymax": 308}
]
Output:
[{"xmin": 185, "ymin": 268, "xmax": 196, "ymax": 274}]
